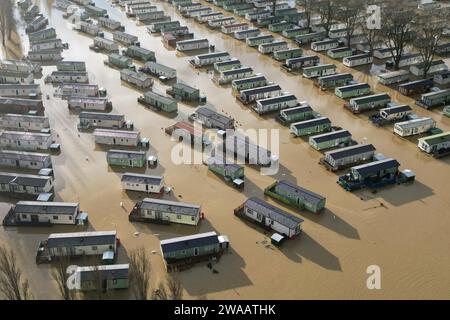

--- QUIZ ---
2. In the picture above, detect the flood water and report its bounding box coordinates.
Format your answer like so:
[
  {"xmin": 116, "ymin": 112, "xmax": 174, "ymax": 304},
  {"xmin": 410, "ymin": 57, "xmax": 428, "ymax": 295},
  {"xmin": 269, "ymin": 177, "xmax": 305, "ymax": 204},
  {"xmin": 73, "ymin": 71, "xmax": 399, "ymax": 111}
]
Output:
[{"xmin": 1, "ymin": 0, "xmax": 450, "ymax": 299}]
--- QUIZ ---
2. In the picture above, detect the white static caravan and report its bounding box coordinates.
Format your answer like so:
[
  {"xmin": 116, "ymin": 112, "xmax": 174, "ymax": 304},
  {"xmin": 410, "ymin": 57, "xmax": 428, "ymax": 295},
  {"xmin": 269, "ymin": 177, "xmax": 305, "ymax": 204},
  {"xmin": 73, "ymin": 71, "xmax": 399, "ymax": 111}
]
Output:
[
  {"xmin": 98, "ymin": 17, "xmax": 123, "ymax": 31},
  {"xmin": 377, "ymin": 70, "xmax": 410, "ymax": 85},
  {"xmin": 26, "ymin": 16, "xmax": 48, "ymax": 33},
  {"xmin": 234, "ymin": 28, "xmax": 260, "ymax": 40},
  {"xmin": 13, "ymin": 201, "xmax": 80, "ymax": 225},
  {"xmin": 121, "ymin": 173, "xmax": 164, "ymax": 193},
  {"xmin": 93, "ymin": 129, "xmax": 140, "ymax": 147},
  {"xmin": 113, "ymin": 31, "xmax": 139, "ymax": 46},
  {"xmin": 126, "ymin": 4, "xmax": 157, "ymax": 16},
  {"xmin": 68, "ymin": 97, "xmax": 109, "ymax": 111},
  {"xmin": 378, "ymin": 105, "xmax": 413, "ymax": 122},
  {"xmin": 92, "ymin": 37, "xmax": 119, "ymax": 53},
  {"xmin": 0, "ymin": 150, "xmax": 52, "ymax": 170},
  {"xmin": 0, "ymin": 172, "xmax": 53, "ymax": 197},
  {"xmin": 258, "ymin": 41, "xmax": 288, "ymax": 54},
  {"xmin": 136, "ymin": 10, "xmax": 165, "ymax": 21},
  {"xmin": 254, "ymin": 94, "xmax": 298, "ymax": 115},
  {"xmin": 60, "ymin": 84, "xmax": 99, "ymax": 98},
  {"xmin": 176, "ymin": 38, "xmax": 209, "ymax": 51},
  {"xmin": 343, "ymin": 53, "xmax": 374, "ymax": 67},
  {"xmin": 0, "ymin": 131, "xmax": 53, "ymax": 151},
  {"xmin": 79, "ymin": 112, "xmax": 126, "ymax": 129},
  {"xmin": 434, "ymin": 71, "xmax": 450, "ymax": 85},
  {"xmin": 239, "ymin": 84, "xmax": 283, "ymax": 104},
  {"xmin": 30, "ymin": 38, "xmax": 64, "ymax": 52},
  {"xmin": 373, "ymin": 48, "xmax": 393, "ymax": 60},
  {"xmin": 221, "ymin": 23, "xmax": 249, "ymax": 35},
  {"xmin": 186, "ymin": 6, "xmax": 212, "ymax": 18},
  {"xmin": 197, "ymin": 12, "xmax": 223, "ymax": 23},
  {"xmin": 0, "ymin": 60, "xmax": 40, "ymax": 74},
  {"xmin": 394, "ymin": 117, "xmax": 436, "ymax": 137},
  {"xmin": 120, "ymin": 69, "xmax": 154, "ymax": 89},
  {"xmin": 177, "ymin": 2, "xmax": 202, "ymax": 14},
  {"xmin": 245, "ymin": 9, "xmax": 271, "ymax": 22},
  {"xmin": 311, "ymin": 39, "xmax": 339, "ymax": 52},
  {"xmin": 208, "ymin": 16, "xmax": 235, "ymax": 28},
  {"xmin": 77, "ymin": 21, "xmax": 101, "ymax": 36},
  {"xmin": 0, "ymin": 114, "xmax": 49, "ymax": 131},
  {"xmin": 0, "ymin": 84, "xmax": 41, "ymax": 98},
  {"xmin": 0, "ymin": 70, "xmax": 34, "ymax": 85},
  {"xmin": 46, "ymin": 71, "xmax": 89, "ymax": 84},
  {"xmin": 218, "ymin": 67, "xmax": 254, "ymax": 85},
  {"xmin": 328, "ymin": 27, "xmax": 348, "ymax": 39},
  {"xmin": 410, "ymin": 60, "xmax": 448, "ymax": 77},
  {"xmin": 387, "ymin": 53, "xmax": 423, "ymax": 68},
  {"xmin": 191, "ymin": 51, "xmax": 230, "ymax": 67},
  {"xmin": 302, "ymin": 64, "xmax": 337, "ymax": 79},
  {"xmin": 27, "ymin": 49, "xmax": 63, "ymax": 62},
  {"xmin": 143, "ymin": 61, "xmax": 177, "ymax": 79}
]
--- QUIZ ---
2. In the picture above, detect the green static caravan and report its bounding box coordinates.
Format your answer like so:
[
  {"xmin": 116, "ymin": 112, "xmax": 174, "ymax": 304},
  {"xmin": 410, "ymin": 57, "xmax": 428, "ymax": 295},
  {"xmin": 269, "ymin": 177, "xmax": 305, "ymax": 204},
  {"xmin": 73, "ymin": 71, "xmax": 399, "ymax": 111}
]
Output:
[
  {"xmin": 220, "ymin": 0, "xmax": 239, "ymax": 9},
  {"xmin": 417, "ymin": 132, "xmax": 450, "ymax": 156},
  {"xmin": 335, "ymin": 83, "xmax": 370, "ymax": 99},
  {"xmin": 214, "ymin": 58, "xmax": 242, "ymax": 73},
  {"xmin": 417, "ymin": 89, "xmax": 450, "ymax": 109},
  {"xmin": 268, "ymin": 21, "xmax": 292, "ymax": 33},
  {"xmin": 57, "ymin": 61, "xmax": 86, "ymax": 72},
  {"xmin": 283, "ymin": 55, "xmax": 320, "ymax": 71},
  {"xmin": 349, "ymin": 158, "xmax": 400, "ymax": 182},
  {"xmin": 256, "ymin": 15, "xmax": 284, "ymax": 27},
  {"xmin": 322, "ymin": 144, "xmax": 376, "ymax": 171},
  {"xmin": 177, "ymin": 2, "xmax": 202, "ymax": 13},
  {"xmin": 212, "ymin": 0, "xmax": 227, "ymax": 6},
  {"xmin": 303, "ymin": 64, "xmax": 337, "ymax": 79},
  {"xmin": 75, "ymin": 264, "xmax": 129, "ymax": 292},
  {"xmin": 85, "ymin": 5, "xmax": 107, "ymax": 18},
  {"xmin": 148, "ymin": 21, "xmax": 181, "ymax": 33},
  {"xmin": 234, "ymin": 5, "xmax": 255, "ymax": 16},
  {"xmin": 274, "ymin": 7, "xmax": 298, "ymax": 17},
  {"xmin": 282, "ymin": 26, "xmax": 310, "ymax": 39},
  {"xmin": 347, "ymin": 93, "xmax": 391, "ymax": 114},
  {"xmin": 309, "ymin": 129, "xmax": 352, "ymax": 151},
  {"xmin": 317, "ymin": 73, "xmax": 354, "ymax": 90},
  {"xmin": 172, "ymin": 0, "xmax": 192, "ymax": 5},
  {"xmin": 138, "ymin": 90, "xmax": 178, "ymax": 113},
  {"xmin": 28, "ymin": 27, "xmax": 56, "ymax": 42},
  {"xmin": 295, "ymin": 31, "xmax": 326, "ymax": 45},
  {"xmin": 276, "ymin": 103, "xmax": 314, "ymax": 125},
  {"xmin": 123, "ymin": 45, "xmax": 155, "ymax": 62},
  {"xmin": 234, "ymin": 28, "xmax": 261, "ymax": 40},
  {"xmin": 283, "ymin": 12, "xmax": 307, "ymax": 24},
  {"xmin": 224, "ymin": 2, "xmax": 252, "ymax": 11},
  {"xmin": 290, "ymin": 117, "xmax": 332, "ymax": 137},
  {"xmin": 258, "ymin": 41, "xmax": 288, "ymax": 54},
  {"xmin": 231, "ymin": 74, "xmax": 267, "ymax": 92},
  {"xmin": 207, "ymin": 157, "xmax": 245, "ymax": 181},
  {"xmin": 218, "ymin": 67, "xmax": 254, "ymax": 85},
  {"xmin": 311, "ymin": 39, "xmax": 340, "ymax": 52},
  {"xmin": 245, "ymin": 9, "xmax": 271, "ymax": 22},
  {"xmin": 273, "ymin": 48, "xmax": 302, "ymax": 61},
  {"xmin": 168, "ymin": 82, "xmax": 200, "ymax": 102},
  {"xmin": 264, "ymin": 180, "xmax": 326, "ymax": 214},
  {"xmin": 106, "ymin": 150, "xmax": 146, "ymax": 168},
  {"xmin": 246, "ymin": 34, "xmax": 274, "ymax": 47},
  {"xmin": 327, "ymin": 47, "xmax": 355, "ymax": 60},
  {"xmin": 105, "ymin": 53, "xmax": 133, "ymax": 69}
]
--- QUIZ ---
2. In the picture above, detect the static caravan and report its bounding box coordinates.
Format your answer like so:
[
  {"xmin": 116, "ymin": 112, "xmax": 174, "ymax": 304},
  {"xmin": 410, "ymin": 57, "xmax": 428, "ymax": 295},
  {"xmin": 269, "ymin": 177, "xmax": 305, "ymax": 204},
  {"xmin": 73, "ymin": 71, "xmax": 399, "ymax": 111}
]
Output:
[
  {"xmin": 0, "ymin": 172, "xmax": 53, "ymax": 197},
  {"xmin": 284, "ymin": 55, "xmax": 320, "ymax": 71},
  {"xmin": 282, "ymin": 26, "xmax": 309, "ymax": 39},
  {"xmin": 0, "ymin": 131, "xmax": 53, "ymax": 151},
  {"xmin": 268, "ymin": 21, "xmax": 292, "ymax": 33},
  {"xmin": 328, "ymin": 27, "xmax": 347, "ymax": 39},
  {"xmin": 398, "ymin": 78, "xmax": 434, "ymax": 96},
  {"xmin": 161, "ymin": 26, "xmax": 190, "ymax": 37},
  {"xmin": 311, "ymin": 39, "xmax": 339, "ymax": 52},
  {"xmin": 60, "ymin": 84, "xmax": 99, "ymax": 98},
  {"xmin": 235, "ymin": 197, "xmax": 303, "ymax": 238},
  {"xmin": 192, "ymin": 107, "xmax": 234, "ymax": 130},
  {"xmin": 335, "ymin": 82, "xmax": 370, "ymax": 99},
  {"xmin": 379, "ymin": 105, "xmax": 412, "ymax": 121},
  {"xmin": 410, "ymin": 60, "xmax": 448, "ymax": 77},
  {"xmin": 26, "ymin": 16, "xmax": 48, "ymax": 34},
  {"xmin": 91, "ymin": 37, "xmax": 119, "ymax": 53},
  {"xmin": 327, "ymin": 47, "xmax": 355, "ymax": 60},
  {"xmin": 78, "ymin": 112, "xmax": 126, "ymax": 130},
  {"xmin": 303, "ymin": 64, "xmax": 336, "ymax": 79},
  {"xmin": 191, "ymin": 52, "xmax": 230, "ymax": 67},
  {"xmin": 167, "ymin": 82, "xmax": 201, "ymax": 102},
  {"xmin": 214, "ymin": 59, "xmax": 241, "ymax": 73},
  {"xmin": 0, "ymin": 70, "xmax": 34, "ymax": 85},
  {"xmin": 343, "ymin": 53, "xmax": 373, "ymax": 67},
  {"xmin": 73, "ymin": 264, "xmax": 129, "ymax": 292},
  {"xmin": 254, "ymin": 94, "xmax": 298, "ymax": 114},
  {"xmin": 176, "ymin": 38, "xmax": 209, "ymax": 51},
  {"xmin": 106, "ymin": 149, "xmax": 146, "ymax": 168},
  {"xmin": 246, "ymin": 34, "xmax": 274, "ymax": 47},
  {"xmin": 394, "ymin": 117, "xmax": 436, "ymax": 137},
  {"xmin": 126, "ymin": 4, "xmax": 157, "ymax": 17},
  {"xmin": 0, "ymin": 114, "xmax": 49, "ymax": 131},
  {"xmin": 224, "ymin": 134, "xmax": 275, "ymax": 166},
  {"xmin": 206, "ymin": 157, "xmax": 244, "ymax": 185},
  {"xmin": 12, "ymin": 201, "xmax": 79, "ymax": 225},
  {"xmin": 256, "ymin": 16, "xmax": 284, "ymax": 28},
  {"xmin": 436, "ymin": 42, "xmax": 450, "ymax": 56},
  {"xmin": 94, "ymin": 129, "xmax": 140, "ymax": 147},
  {"xmin": 84, "ymin": 5, "xmax": 107, "ymax": 17},
  {"xmin": 295, "ymin": 31, "xmax": 326, "ymax": 45},
  {"xmin": 112, "ymin": 31, "xmax": 140, "ymax": 46},
  {"xmin": 231, "ymin": 74, "xmax": 267, "ymax": 92},
  {"xmin": 57, "ymin": 61, "xmax": 86, "ymax": 72},
  {"xmin": 322, "ymin": 144, "xmax": 376, "ymax": 171},
  {"xmin": 348, "ymin": 93, "xmax": 391, "ymax": 113},
  {"xmin": 277, "ymin": 103, "xmax": 314, "ymax": 125},
  {"xmin": 218, "ymin": 67, "xmax": 254, "ymax": 85},
  {"xmin": 148, "ymin": 21, "xmax": 181, "ymax": 33},
  {"xmin": 0, "ymin": 60, "xmax": 40, "ymax": 74},
  {"xmin": 177, "ymin": 2, "xmax": 202, "ymax": 13},
  {"xmin": 28, "ymin": 49, "xmax": 63, "ymax": 62},
  {"xmin": 290, "ymin": 117, "xmax": 332, "ymax": 137},
  {"xmin": 234, "ymin": 28, "xmax": 260, "ymax": 40},
  {"xmin": 77, "ymin": 21, "xmax": 101, "ymax": 36},
  {"xmin": 377, "ymin": 70, "xmax": 410, "ymax": 85},
  {"xmin": 45, "ymin": 71, "xmax": 89, "ymax": 84},
  {"xmin": 124, "ymin": 45, "xmax": 155, "ymax": 62},
  {"xmin": 138, "ymin": 90, "xmax": 178, "ymax": 113},
  {"xmin": 239, "ymin": 84, "xmax": 282, "ymax": 104},
  {"xmin": 197, "ymin": 12, "xmax": 223, "ymax": 23},
  {"xmin": 136, "ymin": 10, "xmax": 166, "ymax": 22},
  {"xmin": 28, "ymin": 27, "xmax": 56, "ymax": 42},
  {"xmin": 68, "ymin": 97, "xmax": 109, "ymax": 111},
  {"xmin": 120, "ymin": 69, "xmax": 154, "ymax": 89},
  {"xmin": 98, "ymin": 17, "xmax": 123, "ymax": 31},
  {"xmin": 221, "ymin": 23, "xmax": 249, "ymax": 34},
  {"xmin": 105, "ymin": 53, "xmax": 133, "ymax": 69},
  {"xmin": 317, "ymin": 73, "xmax": 353, "ymax": 90},
  {"xmin": 418, "ymin": 89, "xmax": 450, "ymax": 109},
  {"xmin": 185, "ymin": 6, "xmax": 212, "ymax": 18},
  {"xmin": 0, "ymin": 150, "xmax": 52, "ymax": 170},
  {"xmin": 234, "ymin": 4, "xmax": 254, "ymax": 16},
  {"xmin": 373, "ymin": 47, "xmax": 393, "ymax": 60},
  {"xmin": 121, "ymin": 174, "xmax": 164, "ymax": 194},
  {"xmin": 418, "ymin": 132, "xmax": 450, "ymax": 155},
  {"xmin": 208, "ymin": 16, "xmax": 235, "ymax": 28},
  {"xmin": 309, "ymin": 129, "xmax": 352, "ymax": 151},
  {"xmin": 30, "ymin": 38, "xmax": 63, "ymax": 52},
  {"xmin": 387, "ymin": 53, "xmax": 423, "ymax": 68},
  {"xmin": 245, "ymin": 9, "xmax": 271, "ymax": 22},
  {"xmin": 258, "ymin": 41, "xmax": 288, "ymax": 54},
  {"xmin": 130, "ymin": 198, "xmax": 200, "ymax": 226},
  {"xmin": 142, "ymin": 61, "xmax": 177, "ymax": 79},
  {"xmin": 0, "ymin": 84, "xmax": 41, "ymax": 98},
  {"xmin": 273, "ymin": 48, "xmax": 302, "ymax": 61},
  {"xmin": 434, "ymin": 70, "xmax": 450, "ymax": 85},
  {"xmin": 0, "ymin": 97, "xmax": 44, "ymax": 115}
]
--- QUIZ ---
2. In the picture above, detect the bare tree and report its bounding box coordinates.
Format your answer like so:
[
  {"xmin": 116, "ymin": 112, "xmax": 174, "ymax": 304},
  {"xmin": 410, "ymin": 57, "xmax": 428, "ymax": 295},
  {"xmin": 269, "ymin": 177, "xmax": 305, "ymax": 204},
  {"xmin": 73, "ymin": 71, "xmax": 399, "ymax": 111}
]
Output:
[
  {"xmin": 313, "ymin": 0, "xmax": 339, "ymax": 36},
  {"xmin": 412, "ymin": 8, "xmax": 449, "ymax": 78},
  {"xmin": 129, "ymin": 247, "xmax": 151, "ymax": 300},
  {"xmin": 166, "ymin": 273, "xmax": 183, "ymax": 300},
  {"xmin": 0, "ymin": 245, "xmax": 33, "ymax": 300},
  {"xmin": 52, "ymin": 252, "xmax": 76, "ymax": 300},
  {"xmin": 379, "ymin": 1, "xmax": 417, "ymax": 70},
  {"xmin": 335, "ymin": 0, "xmax": 366, "ymax": 48},
  {"xmin": 152, "ymin": 281, "xmax": 168, "ymax": 300}
]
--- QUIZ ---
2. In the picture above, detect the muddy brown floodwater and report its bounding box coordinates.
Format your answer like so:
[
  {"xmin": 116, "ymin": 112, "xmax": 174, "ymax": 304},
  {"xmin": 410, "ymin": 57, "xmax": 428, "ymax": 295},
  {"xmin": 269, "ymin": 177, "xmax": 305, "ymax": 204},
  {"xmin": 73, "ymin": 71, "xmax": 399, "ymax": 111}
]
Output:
[{"xmin": 0, "ymin": 0, "xmax": 449, "ymax": 299}]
